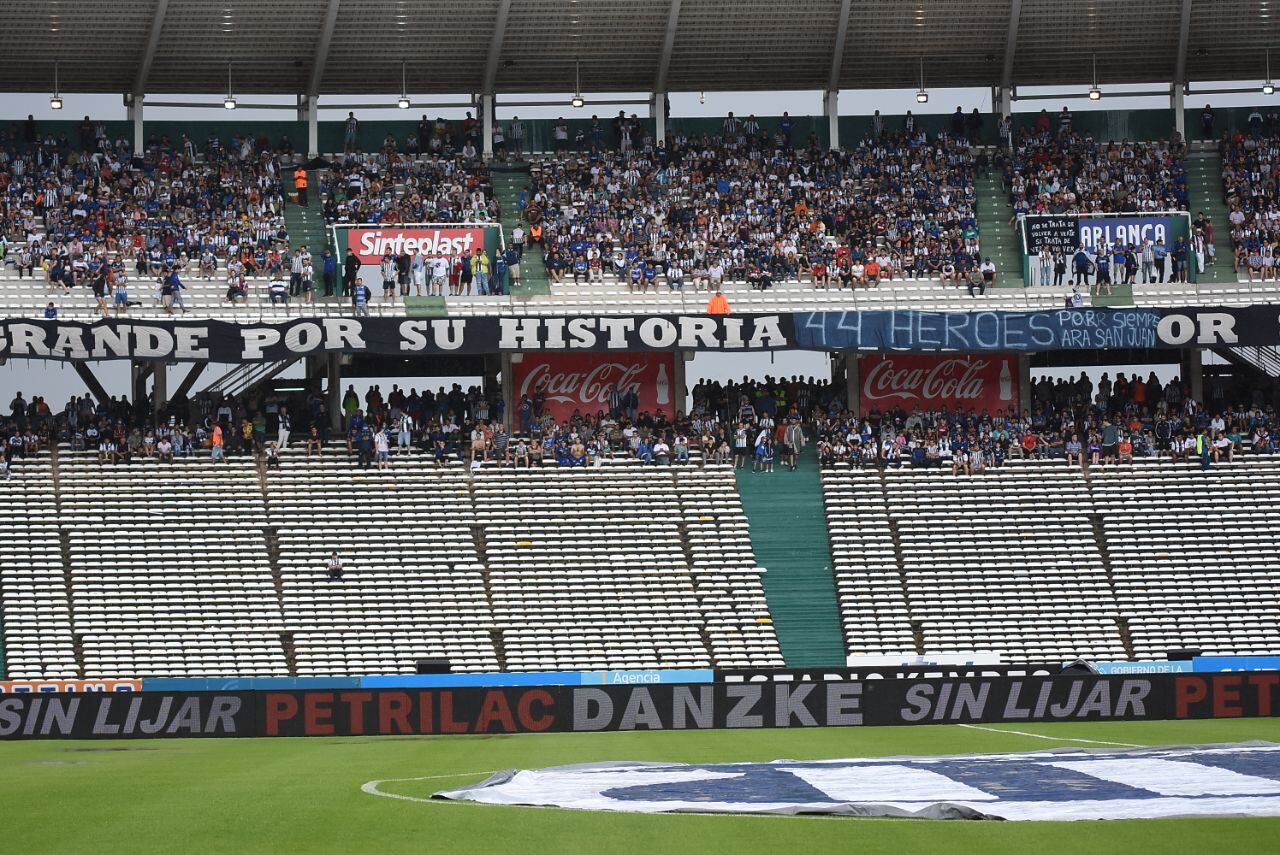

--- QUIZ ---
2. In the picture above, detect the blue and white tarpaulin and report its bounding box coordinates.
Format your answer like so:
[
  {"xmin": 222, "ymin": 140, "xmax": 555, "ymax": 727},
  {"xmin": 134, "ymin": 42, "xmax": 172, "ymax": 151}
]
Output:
[{"xmin": 435, "ymin": 743, "xmax": 1280, "ymax": 821}]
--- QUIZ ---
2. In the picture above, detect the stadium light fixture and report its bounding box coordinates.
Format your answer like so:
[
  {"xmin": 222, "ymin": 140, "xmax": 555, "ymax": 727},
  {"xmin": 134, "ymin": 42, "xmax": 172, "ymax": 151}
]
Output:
[
  {"xmin": 49, "ymin": 61, "xmax": 62, "ymax": 110},
  {"xmin": 1265, "ymin": 49, "xmax": 1275, "ymax": 95},
  {"xmin": 570, "ymin": 61, "xmax": 585, "ymax": 108},
  {"xmin": 1088, "ymin": 54, "xmax": 1102, "ymax": 100},
  {"xmin": 223, "ymin": 63, "xmax": 236, "ymax": 110},
  {"xmin": 915, "ymin": 57, "xmax": 928, "ymax": 103},
  {"xmin": 397, "ymin": 62, "xmax": 410, "ymax": 109}
]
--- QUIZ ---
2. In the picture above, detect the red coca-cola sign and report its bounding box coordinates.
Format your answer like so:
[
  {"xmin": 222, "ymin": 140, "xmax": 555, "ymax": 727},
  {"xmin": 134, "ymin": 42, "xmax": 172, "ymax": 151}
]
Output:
[
  {"xmin": 859, "ymin": 353, "xmax": 1018, "ymax": 414},
  {"xmin": 511, "ymin": 352, "xmax": 677, "ymax": 422}
]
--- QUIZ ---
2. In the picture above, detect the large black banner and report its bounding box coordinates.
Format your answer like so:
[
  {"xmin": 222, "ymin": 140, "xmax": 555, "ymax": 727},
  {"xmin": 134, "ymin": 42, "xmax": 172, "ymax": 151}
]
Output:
[
  {"xmin": 2, "ymin": 674, "xmax": 1276, "ymax": 738},
  {"xmin": 0, "ymin": 307, "xmax": 1274, "ymax": 362},
  {"xmin": 1022, "ymin": 215, "xmax": 1078, "ymax": 254}
]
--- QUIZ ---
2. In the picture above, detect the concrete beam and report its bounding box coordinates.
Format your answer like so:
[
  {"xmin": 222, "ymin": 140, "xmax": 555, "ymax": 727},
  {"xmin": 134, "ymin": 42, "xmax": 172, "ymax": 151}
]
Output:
[
  {"xmin": 132, "ymin": 0, "xmax": 169, "ymax": 97},
  {"xmin": 72, "ymin": 361, "xmax": 111, "ymax": 405},
  {"xmin": 827, "ymin": 0, "xmax": 852, "ymax": 92},
  {"xmin": 1000, "ymin": 0, "xmax": 1022, "ymax": 93},
  {"xmin": 171, "ymin": 362, "xmax": 208, "ymax": 403},
  {"xmin": 655, "ymin": 0, "xmax": 682, "ymax": 93},
  {"xmin": 308, "ymin": 0, "xmax": 342, "ymax": 98},
  {"xmin": 1174, "ymin": 0, "xmax": 1193, "ymax": 91},
  {"xmin": 483, "ymin": 0, "xmax": 513, "ymax": 94}
]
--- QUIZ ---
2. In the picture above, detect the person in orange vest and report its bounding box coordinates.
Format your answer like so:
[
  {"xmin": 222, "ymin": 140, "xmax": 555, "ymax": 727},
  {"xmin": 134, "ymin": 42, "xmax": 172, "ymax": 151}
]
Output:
[
  {"xmin": 706, "ymin": 291, "xmax": 731, "ymax": 314},
  {"xmin": 294, "ymin": 166, "xmax": 309, "ymax": 206}
]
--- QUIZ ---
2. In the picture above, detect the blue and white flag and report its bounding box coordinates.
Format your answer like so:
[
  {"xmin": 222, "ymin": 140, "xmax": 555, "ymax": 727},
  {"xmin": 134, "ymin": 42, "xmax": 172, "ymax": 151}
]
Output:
[{"xmin": 436, "ymin": 743, "xmax": 1280, "ymax": 821}]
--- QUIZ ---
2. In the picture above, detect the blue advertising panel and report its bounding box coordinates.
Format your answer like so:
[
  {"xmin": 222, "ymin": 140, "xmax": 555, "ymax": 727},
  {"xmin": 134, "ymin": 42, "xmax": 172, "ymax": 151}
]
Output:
[
  {"xmin": 1077, "ymin": 215, "xmax": 1176, "ymax": 250},
  {"xmin": 1089, "ymin": 661, "xmax": 1194, "ymax": 675},
  {"xmin": 1193, "ymin": 656, "xmax": 1280, "ymax": 672},
  {"xmin": 358, "ymin": 669, "xmax": 715, "ymax": 689}
]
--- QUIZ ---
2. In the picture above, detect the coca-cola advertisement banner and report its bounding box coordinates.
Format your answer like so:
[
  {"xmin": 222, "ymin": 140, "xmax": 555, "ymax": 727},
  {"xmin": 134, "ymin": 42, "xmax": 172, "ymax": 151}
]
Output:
[
  {"xmin": 512, "ymin": 352, "xmax": 677, "ymax": 421},
  {"xmin": 859, "ymin": 353, "xmax": 1018, "ymax": 414}
]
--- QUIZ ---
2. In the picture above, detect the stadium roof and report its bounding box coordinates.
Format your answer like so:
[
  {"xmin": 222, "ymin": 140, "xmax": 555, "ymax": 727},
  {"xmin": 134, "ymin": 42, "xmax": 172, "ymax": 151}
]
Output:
[{"xmin": 5, "ymin": 0, "xmax": 1280, "ymax": 99}]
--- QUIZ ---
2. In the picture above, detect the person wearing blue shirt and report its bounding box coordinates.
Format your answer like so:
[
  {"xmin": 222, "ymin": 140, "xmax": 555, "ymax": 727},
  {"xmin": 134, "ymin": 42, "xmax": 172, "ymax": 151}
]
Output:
[
  {"xmin": 1094, "ymin": 246, "xmax": 1112, "ymax": 297},
  {"xmin": 1172, "ymin": 238, "xmax": 1189, "ymax": 283},
  {"xmin": 1152, "ymin": 242, "xmax": 1168, "ymax": 283}
]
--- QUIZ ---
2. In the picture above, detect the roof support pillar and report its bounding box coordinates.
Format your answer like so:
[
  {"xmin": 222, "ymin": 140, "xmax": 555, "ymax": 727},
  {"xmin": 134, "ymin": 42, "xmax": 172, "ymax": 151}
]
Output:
[
  {"xmin": 327, "ymin": 353, "xmax": 342, "ymax": 433},
  {"xmin": 128, "ymin": 95, "xmax": 144, "ymax": 155},
  {"xmin": 653, "ymin": 92, "xmax": 667, "ymax": 145},
  {"xmin": 482, "ymin": 93, "xmax": 494, "ymax": 158},
  {"xmin": 304, "ymin": 95, "xmax": 319, "ymax": 158},
  {"xmin": 824, "ymin": 90, "xmax": 839, "ymax": 150},
  {"xmin": 1172, "ymin": 85, "xmax": 1186, "ymax": 140},
  {"xmin": 1173, "ymin": 0, "xmax": 1193, "ymax": 140}
]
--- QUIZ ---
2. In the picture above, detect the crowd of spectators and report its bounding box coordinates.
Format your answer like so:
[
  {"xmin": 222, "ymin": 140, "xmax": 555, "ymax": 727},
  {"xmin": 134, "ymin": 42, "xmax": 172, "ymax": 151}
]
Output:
[
  {"xmin": 1004, "ymin": 113, "xmax": 1189, "ymax": 216},
  {"xmin": 320, "ymin": 151, "xmax": 499, "ymax": 226},
  {"xmin": 0, "ymin": 117, "xmax": 291, "ymax": 312},
  {"xmin": 521, "ymin": 117, "xmax": 990, "ymax": 292},
  {"xmin": 5, "ymin": 366, "xmax": 1280, "ymax": 478},
  {"xmin": 1220, "ymin": 125, "xmax": 1280, "ymax": 278},
  {"xmin": 818, "ymin": 370, "xmax": 1276, "ymax": 473}
]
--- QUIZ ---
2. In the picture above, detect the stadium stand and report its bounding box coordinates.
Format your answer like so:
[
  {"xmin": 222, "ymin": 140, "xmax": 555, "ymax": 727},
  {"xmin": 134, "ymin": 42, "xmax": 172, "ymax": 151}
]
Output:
[
  {"xmin": 268, "ymin": 453, "xmax": 499, "ymax": 675},
  {"xmin": 0, "ymin": 450, "xmax": 76, "ymax": 679},
  {"xmin": 0, "ymin": 443, "xmax": 783, "ymax": 677},
  {"xmin": 820, "ymin": 454, "xmax": 1280, "ymax": 663},
  {"xmin": 3, "ymin": 115, "xmax": 1275, "ymax": 322},
  {"xmin": 58, "ymin": 453, "xmax": 288, "ymax": 678},
  {"xmin": 1091, "ymin": 457, "xmax": 1280, "ymax": 658},
  {"xmin": 474, "ymin": 466, "xmax": 782, "ymax": 670}
]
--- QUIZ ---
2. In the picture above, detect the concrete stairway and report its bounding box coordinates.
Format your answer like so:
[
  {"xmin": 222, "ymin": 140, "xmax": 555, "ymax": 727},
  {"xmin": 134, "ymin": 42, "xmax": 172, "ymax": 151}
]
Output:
[
  {"xmin": 975, "ymin": 173, "xmax": 1025, "ymax": 288},
  {"xmin": 490, "ymin": 163, "xmax": 549, "ymax": 296},
  {"xmin": 734, "ymin": 444, "xmax": 846, "ymax": 667},
  {"xmin": 1186, "ymin": 146, "xmax": 1238, "ymax": 285}
]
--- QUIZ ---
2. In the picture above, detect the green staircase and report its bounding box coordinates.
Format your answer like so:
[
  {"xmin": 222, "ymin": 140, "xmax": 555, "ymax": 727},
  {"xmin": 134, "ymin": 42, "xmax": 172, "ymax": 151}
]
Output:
[
  {"xmin": 490, "ymin": 164, "xmax": 550, "ymax": 296},
  {"xmin": 1186, "ymin": 146, "xmax": 1238, "ymax": 285},
  {"xmin": 734, "ymin": 444, "xmax": 846, "ymax": 667},
  {"xmin": 976, "ymin": 173, "xmax": 1025, "ymax": 288},
  {"xmin": 283, "ymin": 171, "xmax": 331, "ymax": 259}
]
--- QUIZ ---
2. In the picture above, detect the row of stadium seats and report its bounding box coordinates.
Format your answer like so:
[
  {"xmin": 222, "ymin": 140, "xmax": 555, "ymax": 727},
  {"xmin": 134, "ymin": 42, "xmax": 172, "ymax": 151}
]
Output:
[
  {"xmin": 0, "ymin": 451, "xmax": 781, "ymax": 679},
  {"xmin": 822, "ymin": 455, "xmax": 1280, "ymax": 662},
  {"xmin": 7, "ymin": 268, "xmax": 1278, "ymax": 320}
]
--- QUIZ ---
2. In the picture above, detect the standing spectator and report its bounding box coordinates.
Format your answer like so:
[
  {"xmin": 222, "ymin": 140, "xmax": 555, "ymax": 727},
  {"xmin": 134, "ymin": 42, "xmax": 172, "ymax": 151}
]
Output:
[
  {"xmin": 343, "ymin": 248, "xmax": 359, "ymax": 297},
  {"xmin": 322, "ymin": 250, "xmax": 337, "ymax": 298},
  {"xmin": 293, "ymin": 165, "xmax": 308, "ymax": 206},
  {"xmin": 277, "ymin": 406, "xmax": 291, "ymax": 450},
  {"xmin": 509, "ymin": 116, "xmax": 524, "ymax": 159},
  {"xmin": 343, "ymin": 112, "xmax": 359, "ymax": 153}
]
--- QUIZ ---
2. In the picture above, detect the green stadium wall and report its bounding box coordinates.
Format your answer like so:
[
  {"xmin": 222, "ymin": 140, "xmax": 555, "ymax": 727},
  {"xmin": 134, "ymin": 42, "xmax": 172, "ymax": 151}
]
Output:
[{"xmin": 4, "ymin": 104, "xmax": 1270, "ymax": 154}]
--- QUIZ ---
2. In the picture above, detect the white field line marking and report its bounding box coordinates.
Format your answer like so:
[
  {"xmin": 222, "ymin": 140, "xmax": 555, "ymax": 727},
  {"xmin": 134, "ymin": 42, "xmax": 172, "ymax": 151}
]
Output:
[
  {"xmin": 362, "ymin": 772, "xmax": 497, "ymax": 803},
  {"xmin": 958, "ymin": 723, "xmax": 1142, "ymax": 748}
]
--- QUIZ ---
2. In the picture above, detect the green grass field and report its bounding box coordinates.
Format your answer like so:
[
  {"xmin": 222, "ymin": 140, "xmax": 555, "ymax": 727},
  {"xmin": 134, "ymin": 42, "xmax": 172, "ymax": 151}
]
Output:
[{"xmin": 4, "ymin": 719, "xmax": 1279, "ymax": 854}]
